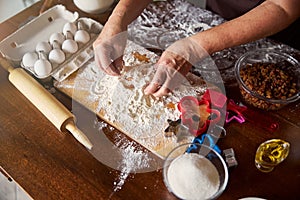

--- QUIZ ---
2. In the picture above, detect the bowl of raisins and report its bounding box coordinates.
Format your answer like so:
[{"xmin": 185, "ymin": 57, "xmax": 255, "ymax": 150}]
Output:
[{"xmin": 234, "ymin": 48, "xmax": 300, "ymax": 110}]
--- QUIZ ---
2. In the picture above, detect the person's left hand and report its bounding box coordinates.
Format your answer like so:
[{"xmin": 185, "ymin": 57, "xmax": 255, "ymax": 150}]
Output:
[
  {"xmin": 144, "ymin": 37, "xmax": 208, "ymax": 97},
  {"xmin": 93, "ymin": 30, "xmax": 128, "ymax": 76}
]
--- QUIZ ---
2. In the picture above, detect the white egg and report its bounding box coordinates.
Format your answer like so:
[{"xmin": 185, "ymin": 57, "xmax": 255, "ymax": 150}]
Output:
[
  {"xmin": 49, "ymin": 49, "xmax": 66, "ymax": 64},
  {"xmin": 74, "ymin": 30, "xmax": 90, "ymax": 44},
  {"xmin": 35, "ymin": 41, "xmax": 52, "ymax": 54},
  {"xmin": 62, "ymin": 39, "xmax": 78, "ymax": 54},
  {"xmin": 22, "ymin": 52, "xmax": 39, "ymax": 68},
  {"xmin": 63, "ymin": 22, "xmax": 77, "ymax": 35},
  {"xmin": 34, "ymin": 59, "xmax": 52, "ymax": 77},
  {"xmin": 49, "ymin": 32, "xmax": 65, "ymax": 45}
]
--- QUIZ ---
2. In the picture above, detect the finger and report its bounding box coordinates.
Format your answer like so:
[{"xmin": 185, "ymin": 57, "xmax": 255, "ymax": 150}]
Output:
[
  {"xmin": 149, "ymin": 65, "xmax": 188, "ymax": 97},
  {"xmin": 152, "ymin": 70, "xmax": 183, "ymax": 97},
  {"xmin": 113, "ymin": 57, "xmax": 124, "ymax": 73},
  {"xmin": 105, "ymin": 56, "xmax": 124, "ymax": 75},
  {"xmin": 95, "ymin": 46, "xmax": 120, "ymax": 76},
  {"xmin": 93, "ymin": 44, "xmax": 110, "ymax": 70},
  {"xmin": 144, "ymin": 66, "xmax": 166, "ymax": 95},
  {"xmin": 152, "ymin": 64, "xmax": 167, "ymax": 85},
  {"xmin": 94, "ymin": 51, "xmax": 108, "ymax": 73},
  {"xmin": 105, "ymin": 63, "xmax": 121, "ymax": 76},
  {"xmin": 151, "ymin": 86, "xmax": 171, "ymax": 98},
  {"xmin": 163, "ymin": 67, "xmax": 186, "ymax": 91},
  {"xmin": 96, "ymin": 56, "xmax": 119, "ymax": 76},
  {"xmin": 95, "ymin": 55, "xmax": 119, "ymax": 76},
  {"xmin": 144, "ymin": 82, "xmax": 161, "ymax": 95}
]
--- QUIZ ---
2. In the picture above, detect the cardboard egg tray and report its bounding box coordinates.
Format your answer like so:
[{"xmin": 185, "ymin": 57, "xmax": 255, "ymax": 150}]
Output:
[{"xmin": 0, "ymin": 5, "xmax": 103, "ymax": 82}]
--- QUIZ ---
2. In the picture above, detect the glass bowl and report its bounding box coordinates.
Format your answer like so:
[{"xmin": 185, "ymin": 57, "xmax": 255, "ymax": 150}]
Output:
[
  {"xmin": 163, "ymin": 143, "xmax": 228, "ymax": 200},
  {"xmin": 234, "ymin": 48, "xmax": 300, "ymax": 110}
]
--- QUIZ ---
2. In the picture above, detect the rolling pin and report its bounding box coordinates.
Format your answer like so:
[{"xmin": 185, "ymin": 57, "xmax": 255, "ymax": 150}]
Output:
[
  {"xmin": 0, "ymin": 57, "xmax": 93, "ymax": 150},
  {"xmin": 39, "ymin": 0, "xmax": 54, "ymax": 14}
]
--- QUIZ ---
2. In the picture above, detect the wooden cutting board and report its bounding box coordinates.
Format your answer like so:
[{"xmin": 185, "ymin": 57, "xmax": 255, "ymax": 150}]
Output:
[{"xmin": 54, "ymin": 41, "xmax": 210, "ymax": 158}]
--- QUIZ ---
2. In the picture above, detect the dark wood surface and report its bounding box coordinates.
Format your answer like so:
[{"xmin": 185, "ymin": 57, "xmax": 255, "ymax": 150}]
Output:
[{"xmin": 1, "ymin": 1, "xmax": 300, "ymax": 200}]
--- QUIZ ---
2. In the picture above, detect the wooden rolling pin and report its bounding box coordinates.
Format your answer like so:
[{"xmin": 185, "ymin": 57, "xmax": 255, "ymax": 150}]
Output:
[
  {"xmin": 0, "ymin": 57, "xmax": 93, "ymax": 150},
  {"xmin": 39, "ymin": 0, "xmax": 54, "ymax": 14}
]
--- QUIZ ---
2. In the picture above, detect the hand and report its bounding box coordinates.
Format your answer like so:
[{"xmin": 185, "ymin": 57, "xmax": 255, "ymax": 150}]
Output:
[
  {"xmin": 93, "ymin": 29, "xmax": 128, "ymax": 76},
  {"xmin": 144, "ymin": 37, "xmax": 208, "ymax": 97},
  {"xmin": 144, "ymin": 51, "xmax": 192, "ymax": 97}
]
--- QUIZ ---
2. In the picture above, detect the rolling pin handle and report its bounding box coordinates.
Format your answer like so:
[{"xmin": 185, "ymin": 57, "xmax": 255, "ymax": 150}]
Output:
[
  {"xmin": 0, "ymin": 57, "xmax": 15, "ymax": 73},
  {"xmin": 65, "ymin": 121, "xmax": 93, "ymax": 150}
]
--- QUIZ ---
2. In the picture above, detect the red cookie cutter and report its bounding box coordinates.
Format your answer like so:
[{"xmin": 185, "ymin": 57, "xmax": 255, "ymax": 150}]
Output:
[{"xmin": 177, "ymin": 90, "xmax": 224, "ymax": 137}]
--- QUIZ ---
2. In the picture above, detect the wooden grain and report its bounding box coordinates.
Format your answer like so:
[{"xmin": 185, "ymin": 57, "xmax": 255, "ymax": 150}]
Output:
[{"xmin": 0, "ymin": 1, "xmax": 300, "ymax": 200}]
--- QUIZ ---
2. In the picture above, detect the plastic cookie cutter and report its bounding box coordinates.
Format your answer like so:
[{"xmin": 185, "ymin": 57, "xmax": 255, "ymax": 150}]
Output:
[
  {"xmin": 201, "ymin": 89, "xmax": 228, "ymax": 110},
  {"xmin": 225, "ymin": 99, "xmax": 279, "ymax": 132},
  {"xmin": 198, "ymin": 90, "xmax": 245, "ymax": 125},
  {"xmin": 164, "ymin": 118, "xmax": 191, "ymax": 142},
  {"xmin": 225, "ymin": 99, "xmax": 247, "ymax": 124},
  {"xmin": 186, "ymin": 134, "xmax": 238, "ymax": 167},
  {"xmin": 177, "ymin": 95, "xmax": 221, "ymax": 137},
  {"xmin": 164, "ymin": 90, "xmax": 227, "ymax": 140},
  {"xmin": 186, "ymin": 134, "xmax": 222, "ymax": 155}
]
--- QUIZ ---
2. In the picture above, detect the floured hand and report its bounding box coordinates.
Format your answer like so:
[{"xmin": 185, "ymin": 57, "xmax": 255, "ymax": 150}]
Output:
[
  {"xmin": 144, "ymin": 37, "xmax": 209, "ymax": 97},
  {"xmin": 93, "ymin": 29, "xmax": 128, "ymax": 76}
]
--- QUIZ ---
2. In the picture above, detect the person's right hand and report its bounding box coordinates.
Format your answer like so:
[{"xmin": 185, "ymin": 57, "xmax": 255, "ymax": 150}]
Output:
[
  {"xmin": 93, "ymin": 23, "xmax": 128, "ymax": 76},
  {"xmin": 144, "ymin": 37, "xmax": 209, "ymax": 97}
]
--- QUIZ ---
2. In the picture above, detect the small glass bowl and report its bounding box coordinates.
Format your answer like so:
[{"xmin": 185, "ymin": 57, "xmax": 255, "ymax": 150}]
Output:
[
  {"xmin": 234, "ymin": 49, "xmax": 300, "ymax": 110},
  {"xmin": 163, "ymin": 143, "xmax": 228, "ymax": 200}
]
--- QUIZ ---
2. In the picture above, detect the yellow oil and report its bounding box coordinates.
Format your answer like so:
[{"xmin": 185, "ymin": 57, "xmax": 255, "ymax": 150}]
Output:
[{"xmin": 255, "ymin": 139, "xmax": 290, "ymax": 172}]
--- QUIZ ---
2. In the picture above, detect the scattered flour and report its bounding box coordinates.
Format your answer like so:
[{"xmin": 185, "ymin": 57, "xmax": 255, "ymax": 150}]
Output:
[
  {"xmin": 92, "ymin": 119, "xmax": 158, "ymax": 193},
  {"xmin": 112, "ymin": 133, "xmax": 153, "ymax": 192},
  {"xmin": 167, "ymin": 153, "xmax": 220, "ymax": 200},
  {"xmin": 54, "ymin": 40, "xmax": 206, "ymax": 157}
]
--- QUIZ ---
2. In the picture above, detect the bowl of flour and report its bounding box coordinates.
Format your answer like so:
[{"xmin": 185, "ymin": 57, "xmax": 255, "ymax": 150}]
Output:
[{"xmin": 163, "ymin": 143, "xmax": 228, "ymax": 200}]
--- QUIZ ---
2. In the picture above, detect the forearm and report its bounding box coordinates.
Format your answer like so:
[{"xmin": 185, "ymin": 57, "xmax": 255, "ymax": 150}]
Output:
[
  {"xmin": 192, "ymin": 0, "xmax": 300, "ymax": 54},
  {"xmin": 107, "ymin": 0, "xmax": 152, "ymax": 31}
]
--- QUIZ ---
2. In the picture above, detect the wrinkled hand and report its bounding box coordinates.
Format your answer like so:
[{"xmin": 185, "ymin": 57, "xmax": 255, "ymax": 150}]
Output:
[
  {"xmin": 144, "ymin": 37, "xmax": 208, "ymax": 97},
  {"xmin": 93, "ymin": 30, "xmax": 128, "ymax": 76}
]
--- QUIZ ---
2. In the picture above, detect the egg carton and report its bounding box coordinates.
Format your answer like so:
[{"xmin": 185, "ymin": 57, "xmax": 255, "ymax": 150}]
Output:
[{"xmin": 0, "ymin": 5, "xmax": 103, "ymax": 82}]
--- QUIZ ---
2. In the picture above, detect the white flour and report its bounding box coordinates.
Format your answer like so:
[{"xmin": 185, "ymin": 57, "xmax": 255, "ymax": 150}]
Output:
[
  {"xmin": 54, "ymin": 41, "xmax": 206, "ymax": 153},
  {"xmin": 167, "ymin": 153, "xmax": 220, "ymax": 200},
  {"xmin": 111, "ymin": 133, "xmax": 156, "ymax": 192},
  {"xmin": 113, "ymin": 141, "xmax": 150, "ymax": 192},
  {"xmin": 54, "ymin": 39, "xmax": 208, "ymax": 194}
]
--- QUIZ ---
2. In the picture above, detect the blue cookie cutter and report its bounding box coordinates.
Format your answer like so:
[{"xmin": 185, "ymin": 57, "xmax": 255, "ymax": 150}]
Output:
[{"xmin": 186, "ymin": 133, "xmax": 222, "ymax": 154}]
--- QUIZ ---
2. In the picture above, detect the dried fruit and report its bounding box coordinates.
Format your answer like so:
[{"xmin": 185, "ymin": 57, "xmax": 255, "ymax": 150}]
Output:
[{"xmin": 239, "ymin": 62, "xmax": 298, "ymax": 110}]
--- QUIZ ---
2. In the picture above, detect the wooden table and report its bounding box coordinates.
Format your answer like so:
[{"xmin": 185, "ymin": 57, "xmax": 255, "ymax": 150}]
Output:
[{"xmin": 0, "ymin": 0, "xmax": 300, "ymax": 199}]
